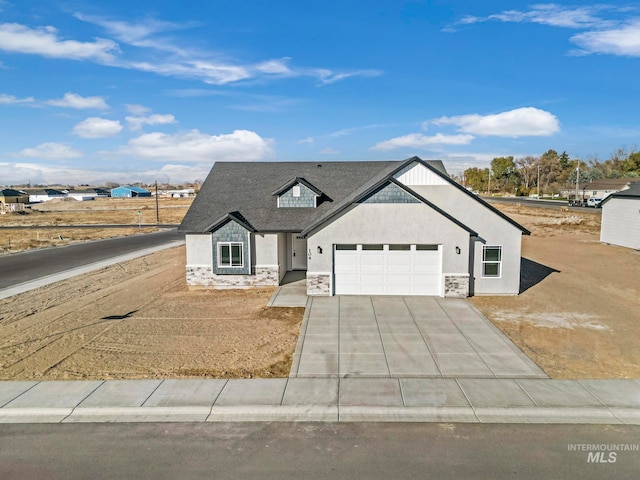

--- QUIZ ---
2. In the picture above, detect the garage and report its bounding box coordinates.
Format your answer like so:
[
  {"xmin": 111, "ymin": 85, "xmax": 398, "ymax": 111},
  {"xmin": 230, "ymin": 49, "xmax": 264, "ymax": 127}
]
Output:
[{"xmin": 334, "ymin": 244, "xmax": 441, "ymax": 296}]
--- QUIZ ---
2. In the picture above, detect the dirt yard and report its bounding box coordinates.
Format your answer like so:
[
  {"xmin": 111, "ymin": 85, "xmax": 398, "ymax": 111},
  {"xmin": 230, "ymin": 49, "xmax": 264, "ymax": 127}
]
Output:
[
  {"xmin": 472, "ymin": 203, "xmax": 640, "ymax": 379},
  {"xmin": 0, "ymin": 196, "xmax": 191, "ymax": 253},
  {"xmin": 0, "ymin": 246, "xmax": 303, "ymax": 380}
]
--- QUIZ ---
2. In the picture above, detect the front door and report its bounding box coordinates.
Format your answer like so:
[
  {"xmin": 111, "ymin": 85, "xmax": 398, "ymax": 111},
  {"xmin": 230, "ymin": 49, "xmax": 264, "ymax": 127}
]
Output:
[{"xmin": 292, "ymin": 234, "xmax": 308, "ymax": 270}]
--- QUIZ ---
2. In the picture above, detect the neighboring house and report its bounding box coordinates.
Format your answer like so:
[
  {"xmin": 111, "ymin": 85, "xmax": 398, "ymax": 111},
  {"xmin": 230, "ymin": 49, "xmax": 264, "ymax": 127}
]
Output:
[
  {"xmin": 180, "ymin": 157, "xmax": 530, "ymax": 297},
  {"xmin": 600, "ymin": 182, "xmax": 640, "ymax": 250},
  {"xmin": 561, "ymin": 178, "xmax": 640, "ymax": 202},
  {"xmin": 0, "ymin": 188, "xmax": 29, "ymax": 205},
  {"xmin": 28, "ymin": 188, "xmax": 67, "ymax": 203},
  {"xmin": 111, "ymin": 186, "xmax": 152, "ymax": 198},
  {"xmin": 93, "ymin": 188, "xmax": 111, "ymax": 197},
  {"xmin": 65, "ymin": 189, "xmax": 100, "ymax": 201}
]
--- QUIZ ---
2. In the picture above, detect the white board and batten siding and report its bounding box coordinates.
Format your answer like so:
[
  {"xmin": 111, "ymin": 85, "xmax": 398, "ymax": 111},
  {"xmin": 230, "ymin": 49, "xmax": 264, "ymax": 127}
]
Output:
[
  {"xmin": 334, "ymin": 244, "xmax": 442, "ymax": 296},
  {"xmin": 601, "ymin": 198, "xmax": 640, "ymax": 250},
  {"xmin": 393, "ymin": 162, "xmax": 449, "ymax": 186}
]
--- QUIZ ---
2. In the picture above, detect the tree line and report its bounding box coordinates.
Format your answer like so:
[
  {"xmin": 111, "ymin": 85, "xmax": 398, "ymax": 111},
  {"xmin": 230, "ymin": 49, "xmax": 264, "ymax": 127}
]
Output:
[{"xmin": 459, "ymin": 148, "xmax": 640, "ymax": 196}]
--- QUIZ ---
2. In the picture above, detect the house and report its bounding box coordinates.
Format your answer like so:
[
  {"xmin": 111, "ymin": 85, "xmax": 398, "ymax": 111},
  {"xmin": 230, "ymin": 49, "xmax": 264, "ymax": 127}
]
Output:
[
  {"xmin": 600, "ymin": 182, "xmax": 640, "ymax": 250},
  {"xmin": 179, "ymin": 157, "xmax": 530, "ymax": 297},
  {"xmin": 560, "ymin": 177, "xmax": 640, "ymax": 202},
  {"xmin": 0, "ymin": 188, "xmax": 29, "ymax": 205},
  {"xmin": 111, "ymin": 186, "xmax": 152, "ymax": 198},
  {"xmin": 28, "ymin": 188, "xmax": 67, "ymax": 203}
]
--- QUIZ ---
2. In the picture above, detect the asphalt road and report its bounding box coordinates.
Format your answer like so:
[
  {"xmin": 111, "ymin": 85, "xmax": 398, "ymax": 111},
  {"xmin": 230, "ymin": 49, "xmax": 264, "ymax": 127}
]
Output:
[
  {"xmin": 0, "ymin": 423, "xmax": 637, "ymax": 479},
  {"xmin": 482, "ymin": 196, "xmax": 601, "ymax": 213},
  {"xmin": 0, "ymin": 229, "xmax": 183, "ymax": 290}
]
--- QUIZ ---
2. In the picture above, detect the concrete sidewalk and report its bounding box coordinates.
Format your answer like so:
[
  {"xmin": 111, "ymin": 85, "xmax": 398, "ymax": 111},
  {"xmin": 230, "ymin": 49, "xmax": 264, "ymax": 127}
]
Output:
[{"xmin": 0, "ymin": 377, "xmax": 639, "ymax": 424}]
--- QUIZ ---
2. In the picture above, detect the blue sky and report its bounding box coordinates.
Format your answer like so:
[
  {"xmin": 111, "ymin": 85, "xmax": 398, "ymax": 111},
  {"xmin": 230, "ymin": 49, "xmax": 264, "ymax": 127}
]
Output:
[{"xmin": 1, "ymin": 1, "xmax": 639, "ymax": 185}]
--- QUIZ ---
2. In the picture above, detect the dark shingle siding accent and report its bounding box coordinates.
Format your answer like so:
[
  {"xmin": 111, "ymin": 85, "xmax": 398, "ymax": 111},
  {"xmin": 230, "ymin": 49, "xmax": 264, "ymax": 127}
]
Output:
[
  {"xmin": 211, "ymin": 220, "xmax": 250, "ymax": 275},
  {"xmin": 360, "ymin": 182, "xmax": 420, "ymax": 204},
  {"xmin": 278, "ymin": 183, "xmax": 317, "ymax": 207}
]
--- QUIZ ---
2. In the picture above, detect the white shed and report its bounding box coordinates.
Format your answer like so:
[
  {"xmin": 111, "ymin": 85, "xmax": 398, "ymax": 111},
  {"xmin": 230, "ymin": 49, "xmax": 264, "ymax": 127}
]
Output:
[{"xmin": 600, "ymin": 183, "xmax": 640, "ymax": 250}]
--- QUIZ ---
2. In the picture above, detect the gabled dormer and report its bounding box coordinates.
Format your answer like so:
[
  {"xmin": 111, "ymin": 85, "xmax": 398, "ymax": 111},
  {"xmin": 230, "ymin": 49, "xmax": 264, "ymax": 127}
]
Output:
[{"xmin": 272, "ymin": 177, "xmax": 329, "ymax": 208}]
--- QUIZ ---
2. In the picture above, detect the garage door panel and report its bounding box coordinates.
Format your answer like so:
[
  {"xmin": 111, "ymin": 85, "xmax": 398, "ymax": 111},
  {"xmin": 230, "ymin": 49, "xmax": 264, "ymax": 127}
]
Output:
[
  {"xmin": 360, "ymin": 254, "xmax": 385, "ymax": 265},
  {"xmin": 334, "ymin": 245, "xmax": 441, "ymax": 296},
  {"xmin": 414, "ymin": 264, "xmax": 439, "ymax": 274},
  {"xmin": 361, "ymin": 264, "xmax": 385, "ymax": 274},
  {"xmin": 388, "ymin": 255, "xmax": 412, "ymax": 265},
  {"xmin": 387, "ymin": 264, "xmax": 411, "ymax": 274}
]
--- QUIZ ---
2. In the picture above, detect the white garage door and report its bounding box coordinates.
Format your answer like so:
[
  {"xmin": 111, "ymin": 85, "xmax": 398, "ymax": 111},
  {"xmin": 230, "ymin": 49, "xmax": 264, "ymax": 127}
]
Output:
[{"xmin": 334, "ymin": 244, "xmax": 441, "ymax": 296}]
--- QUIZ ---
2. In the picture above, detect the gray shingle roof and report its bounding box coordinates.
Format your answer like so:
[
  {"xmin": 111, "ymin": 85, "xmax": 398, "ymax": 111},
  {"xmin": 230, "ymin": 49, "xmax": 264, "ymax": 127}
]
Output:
[
  {"xmin": 179, "ymin": 157, "xmax": 528, "ymax": 236},
  {"xmin": 600, "ymin": 182, "xmax": 640, "ymax": 205},
  {"xmin": 180, "ymin": 160, "xmax": 401, "ymax": 233}
]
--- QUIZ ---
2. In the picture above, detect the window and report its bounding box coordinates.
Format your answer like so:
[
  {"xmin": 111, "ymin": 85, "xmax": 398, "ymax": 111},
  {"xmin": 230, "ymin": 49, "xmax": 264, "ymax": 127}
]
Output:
[
  {"xmin": 482, "ymin": 246, "xmax": 502, "ymax": 277},
  {"xmin": 218, "ymin": 242, "xmax": 243, "ymax": 267},
  {"xmin": 389, "ymin": 244, "xmax": 410, "ymax": 251},
  {"xmin": 416, "ymin": 244, "xmax": 438, "ymax": 251},
  {"xmin": 335, "ymin": 244, "xmax": 357, "ymax": 250},
  {"xmin": 292, "ymin": 185, "xmax": 301, "ymax": 197},
  {"xmin": 362, "ymin": 244, "xmax": 384, "ymax": 250}
]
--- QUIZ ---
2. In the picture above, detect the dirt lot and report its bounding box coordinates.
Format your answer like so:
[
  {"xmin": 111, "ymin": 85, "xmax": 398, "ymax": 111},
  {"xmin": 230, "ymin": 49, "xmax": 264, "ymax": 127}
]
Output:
[
  {"xmin": 0, "ymin": 246, "xmax": 303, "ymax": 380},
  {"xmin": 472, "ymin": 203, "xmax": 640, "ymax": 379},
  {"xmin": 0, "ymin": 197, "xmax": 191, "ymax": 253}
]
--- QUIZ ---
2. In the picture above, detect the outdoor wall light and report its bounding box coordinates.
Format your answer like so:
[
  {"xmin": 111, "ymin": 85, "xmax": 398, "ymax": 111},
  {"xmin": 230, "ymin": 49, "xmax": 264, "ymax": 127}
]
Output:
[
  {"xmin": 317, "ymin": 246, "xmax": 323, "ymax": 254},
  {"xmin": 455, "ymin": 246, "xmax": 461, "ymax": 254}
]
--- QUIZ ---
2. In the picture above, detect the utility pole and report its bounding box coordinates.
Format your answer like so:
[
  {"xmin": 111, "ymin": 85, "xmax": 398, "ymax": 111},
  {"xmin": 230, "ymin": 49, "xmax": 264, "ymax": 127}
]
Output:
[
  {"xmin": 575, "ymin": 164, "xmax": 580, "ymax": 206},
  {"xmin": 155, "ymin": 180, "xmax": 159, "ymax": 224},
  {"xmin": 537, "ymin": 162, "xmax": 540, "ymax": 199}
]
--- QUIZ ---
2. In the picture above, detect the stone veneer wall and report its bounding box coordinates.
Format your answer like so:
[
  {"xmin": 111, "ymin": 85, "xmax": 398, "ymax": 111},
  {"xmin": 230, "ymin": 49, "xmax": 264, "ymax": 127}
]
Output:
[
  {"xmin": 307, "ymin": 273, "xmax": 332, "ymax": 296},
  {"xmin": 187, "ymin": 266, "xmax": 279, "ymax": 288},
  {"xmin": 443, "ymin": 274, "xmax": 469, "ymax": 297}
]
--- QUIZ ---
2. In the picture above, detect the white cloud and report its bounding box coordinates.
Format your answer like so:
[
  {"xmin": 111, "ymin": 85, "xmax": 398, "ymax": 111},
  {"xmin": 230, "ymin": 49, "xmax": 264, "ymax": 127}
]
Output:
[
  {"xmin": 16, "ymin": 142, "xmax": 83, "ymax": 159},
  {"xmin": 0, "ymin": 93, "xmax": 34, "ymax": 104},
  {"xmin": 0, "ymin": 23, "xmax": 118, "ymax": 62},
  {"xmin": 3, "ymin": 16, "xmax": 381, "ymax": 87},
  {"xmin": 74, "ymin": 13, "xmax": 191, "ymax": 56},
  {"xmin": 0, "ymin": 161, "xmax": 206, "ymax": 186},
  {"xmin": 125, "ymin": 104, "xmax": 151, "ymax": 115},
  {"xmin": 126, "ymin": 113, "xmax": 176, "ymax": 131},
  {"xmin": 433, "ymin": 107, "xmax": 560, "ymax": 137},
  {"xmin": 255, "ymin": 58, "xmax": 293, "ymax": 75},
  {"xmin": 313, "ymin": 68, "xmax": 382, "ymax": 85},
  {"xmin": 570, "ymin": 20, "xmax": 640, "ymax": 56},
  {"xmin": 319, "ymin": 148, "xmax": 340, "ymax": 155},
  {"xmin": 371, "ymin": 133, "xmax": 474, "ymax": 151},
  {"xmin": 47, "ymin": 92, "xmax": 109, "ymax": 110},
  {"xmin": 72, "ymin": 117, "xmax": 123, "ymax": 138},
  {"xmin": 130, "ymin": 59, "xmax": 252, "ymax": 85},
  {"xmin": 297, "ymin": 137, "xmax": 314, "ymax": 144},
  {"xmin": 461, "ymin": 5, "xmax": 611, "ymax": 29},
  {"xmin": 457, "ymin": 5, "xmax": 640, "ymax": 58},
  {"xmin": 121, "ymin": 129, "xmax": 273, "ymax": 162}
]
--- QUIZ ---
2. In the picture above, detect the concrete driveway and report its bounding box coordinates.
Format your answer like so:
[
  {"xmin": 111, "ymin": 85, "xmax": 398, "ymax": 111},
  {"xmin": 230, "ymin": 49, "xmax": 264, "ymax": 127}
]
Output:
[{"xmin": 290, "ymin": 296, "xmax": 547, "ymax": 378}]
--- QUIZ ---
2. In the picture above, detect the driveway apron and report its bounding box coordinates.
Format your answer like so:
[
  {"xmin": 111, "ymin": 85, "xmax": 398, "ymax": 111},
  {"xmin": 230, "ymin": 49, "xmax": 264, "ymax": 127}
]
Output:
[{"xmin": 290, "ymin": 296, "xmax": 547, "ymax": 378}]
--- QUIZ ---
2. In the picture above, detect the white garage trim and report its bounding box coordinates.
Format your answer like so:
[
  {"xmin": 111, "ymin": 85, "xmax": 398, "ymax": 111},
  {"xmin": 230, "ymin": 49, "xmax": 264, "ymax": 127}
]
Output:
[{"xmin": 334, "ymin": 244, "xmax": 442, "ymax": 296}]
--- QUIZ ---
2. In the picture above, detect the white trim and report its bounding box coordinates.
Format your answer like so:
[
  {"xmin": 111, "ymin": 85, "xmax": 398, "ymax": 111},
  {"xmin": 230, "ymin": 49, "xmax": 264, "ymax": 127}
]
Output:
[
  {"xmin": 217, "ymin": 241, "xmax": 244, "ymax": 268},
  {"xmin": 481, "ymin": 245, "xmax": 502, "ymax": 278}
]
